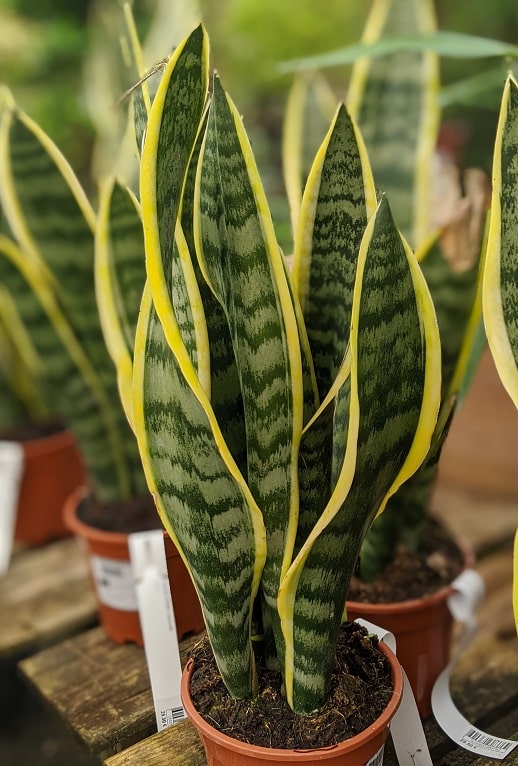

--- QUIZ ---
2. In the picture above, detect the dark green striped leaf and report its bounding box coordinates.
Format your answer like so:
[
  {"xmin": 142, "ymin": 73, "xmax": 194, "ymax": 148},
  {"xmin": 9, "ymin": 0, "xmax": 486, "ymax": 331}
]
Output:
[
  {"xmin": 293, "ymin": 103, "xmax": 375, "ymax": 402},
  {"xmin": 133, "ymin": 285, "xmax": 265, "ymax": 699},
  {"xmin": 195, "ymin": 76, "xmax": 305, "ymax": 657},
  {"xmin": 0, "ymin": 106, "xmax": 147, "ymax": 500},
  {"xmin": 347, "ymin": 0, "xmax": 440, "ymax": 247},
  {"xmin": 279, "ymin": 197, "xmax": 441, "ymax": 713},
  {"xmin": 484, "ymin": 75, "xmax": 518, "ymax": 406}
]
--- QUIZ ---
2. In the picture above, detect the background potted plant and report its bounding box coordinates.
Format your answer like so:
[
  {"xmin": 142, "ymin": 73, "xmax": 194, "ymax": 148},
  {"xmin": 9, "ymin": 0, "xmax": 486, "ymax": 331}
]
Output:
[
  {"xmin": 282, "ymin": 0, "xmax": 489, "ymax": 717},
  {"xmin": 0, "ymin": 87, "xmax": 204, "ymax": 645},
  {"xmin": 482, "ymin": 72, "xmax": 518, "ymax": 636},
  {"xmin": 132, "ymin": 24, "xmax": 441, "ymax": 762},
  {"xmin": 0, "ymin": 229, "xmax": 85, "ymax": 552}
]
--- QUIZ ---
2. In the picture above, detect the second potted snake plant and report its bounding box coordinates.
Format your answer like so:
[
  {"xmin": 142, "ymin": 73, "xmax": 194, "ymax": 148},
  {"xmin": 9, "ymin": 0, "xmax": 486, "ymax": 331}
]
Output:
[
  {"xmin": 0, "ymin": 88, "xmax": 204, "ymax": 644},
  {"xmin": 132, "ymin": 24, "xmax": 441, "ymax": 762},
  {"xmin": 0, "ymin": 225, "xmax": 85, "ymax": 552}
]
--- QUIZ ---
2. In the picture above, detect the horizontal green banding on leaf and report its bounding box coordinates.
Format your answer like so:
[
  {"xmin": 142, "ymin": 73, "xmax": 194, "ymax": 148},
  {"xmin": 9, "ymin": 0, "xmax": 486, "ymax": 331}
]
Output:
[
  {"xmin": 142, "ymin": 23, "xmax": 209, "ymax": 348},
  {"xmin": 484, "ymin": 75, "xmax": 518, "ymax": 408},
  {"xmin": 103, "ymin": 181, "xmax": 146, "ymax": 353},
  {"xmin": 0, "ymin": 245, "xmax": 138, "ymax": 501},
  {"xmin": 293, "ymin": 104, "xmax": 372, "ymax": 401},
  {"xmin": 5, "ymin": 115, "xmax": 113, "ymax": 375},
  {"xmin": 178, "ymin": 109, "xmax": 248, "ymax": 475},
  {"xmin": 419, "ymin": 241, "xmax": 479, "ymax": 399},
  {"xmin": 0, "ymin": 105, "xmax": 147, "ymax": 498},
  {"xmin": 499, "ymin": 80, "xmax": 518, "ymax": 366},
  {"xmin": 135, "ymin": 291, "xmax": 264, "ymax": 699},
  {"xmin": 95, "ymin": 178, "xmax": 145, "ymax": 430},
  {"xmin": 282, "ymin": 197, "xmax": 438, "ymax": 714},
  {"xmin": 195, "ymin": 77, "xmax": 304, "ymax": 618},
  {"xmin": 347, "ymin": 0, "xmax": 439, "ymax": 247}
]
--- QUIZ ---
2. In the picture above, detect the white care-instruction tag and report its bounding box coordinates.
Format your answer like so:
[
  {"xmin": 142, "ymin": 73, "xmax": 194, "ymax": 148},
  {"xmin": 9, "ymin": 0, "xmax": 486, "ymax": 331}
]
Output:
[
  {"xmin": 356, "ymin": 618, "xmax": 433, "ymax": 766},
  {"xmin": 90, "ymin": 554, "xmax": 138, "ymax": 611},
  {"xmin": 0, "ymin": 441, "xmax": 24, "ymax": 574},
  {"xmin": 431, "ymin": 569, "xmax": 518, "ymax": 760},
  {"xmin": 129, "ymin": 530, "xmax": 186, "ymax": 731}
]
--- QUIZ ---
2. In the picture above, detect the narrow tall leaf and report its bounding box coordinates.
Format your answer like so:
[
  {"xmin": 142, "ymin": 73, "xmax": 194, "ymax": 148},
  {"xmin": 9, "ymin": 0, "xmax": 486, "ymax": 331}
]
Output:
[
  {"xmin": 347, "ymin": 0, "xmax": 440, "ymax": 247},
  {"xmin": 279, "ymin": 198, "xmax": 441, "ymax": 714}
]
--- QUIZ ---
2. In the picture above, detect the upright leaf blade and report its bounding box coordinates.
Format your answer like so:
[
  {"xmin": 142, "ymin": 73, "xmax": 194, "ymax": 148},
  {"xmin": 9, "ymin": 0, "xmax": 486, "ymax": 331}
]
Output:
[
  {"xmin": 141, "ymin": 24, "xmax": 209, "ymax": 352},
  {"xmin": 95, "ymin": 178, "xmax": 146, "ymax": 427},
  {"xmin": 292, "ymin": 103, "xmax": 376, "ymax": 401},
  {"xmin": 133, "ymin": 283, "xmax": 266, "ymax": 699},
  {"xmin": 279, "ymin": 198, "xmax": 441, "ymax": 714},
  {"xmin": 347, "ymin": 0, "xmax": 440, "ymax": 247},
  {"xmin": 195, "ymin": 77, "xmax": 305, "ymax": 661},
  {"xmin": 484, "ymin": 75, "xmax": 518, "ymax": 407}
]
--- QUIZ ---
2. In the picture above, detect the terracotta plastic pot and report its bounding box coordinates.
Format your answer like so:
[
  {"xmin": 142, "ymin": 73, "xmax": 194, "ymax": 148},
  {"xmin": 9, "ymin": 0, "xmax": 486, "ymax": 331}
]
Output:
[
  {"xmin": 346, "ymin": 539, "xmax": 475, "ymax": 719},
  {"xmin": 11, "ymin": 429, "xmax": 86, "ymax": 546},
  {"xmin": 64, "ymin": 487, "xmax": 205, "ymax": 646},
  {"xmin": 181, "ymin": 640, "xmax": 403, "ymax": 765}
]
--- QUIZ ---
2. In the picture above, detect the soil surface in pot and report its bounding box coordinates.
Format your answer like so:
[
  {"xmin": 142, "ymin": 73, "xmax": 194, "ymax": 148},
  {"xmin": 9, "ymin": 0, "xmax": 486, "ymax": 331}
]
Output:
[
  {"xmin": 348, "ymin": 517, "xmax": 465, "ymax": 604},
  {"xmin": 188, "ymin": 622, "xmax": 393, "ymax": 749},
  {"xmin": 78, "ymin": 493, "xmax": 163, "ymax": 534},
  {"xmin": 0, "ymin": 420, "xmax": 64, "ymax": 442}
]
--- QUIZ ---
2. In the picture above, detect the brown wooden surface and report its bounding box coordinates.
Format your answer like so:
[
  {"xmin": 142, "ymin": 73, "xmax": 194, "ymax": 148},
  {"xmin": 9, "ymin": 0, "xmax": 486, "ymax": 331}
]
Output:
[
  {"xmin": 103, "ymin": 537, "xmax": 518, "ymax": 766},
  {"xmin": 18, "ymin": 626, "xmax": 204, "ymax": 762},
  {"xmin": 0, "ymin": 536, "xmax": 97, "ymax": 660},
  {"xmin": 16, "ymin": 434, "xmax": 518, "ymax": 765}
]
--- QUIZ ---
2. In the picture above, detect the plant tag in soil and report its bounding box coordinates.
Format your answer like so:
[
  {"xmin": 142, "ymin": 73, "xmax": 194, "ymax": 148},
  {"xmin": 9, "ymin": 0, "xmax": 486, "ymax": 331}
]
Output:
[
  {"xmin": 432, "ymin": 569, "xmax": 518, "ymax": 760},
  {"xmin": 356, "ymin": 618, "xmax": 433, "ymax": 766},
  {"xmin": 0, "ymin": 441, "xmax": 24, "ymax": 573},
  {"xmin": 129, "ymin": 530, "xmax": 185, "ymax": 731}
]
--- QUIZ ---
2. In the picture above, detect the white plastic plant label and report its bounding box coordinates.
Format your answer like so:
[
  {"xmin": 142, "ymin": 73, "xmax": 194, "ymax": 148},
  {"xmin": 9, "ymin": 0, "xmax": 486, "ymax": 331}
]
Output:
[
  {"xmin": 356, "ymin": 618, "xmax": 433, "ymax": 766},
  {"xmin": 431, "ymin": 569, "xmax": 518, "ymax": 760},
  {"xmin": 90, "ymin": 554, "xmax": 138, "ymax": 611},
  {"xmin": 129, "ymin": 530, "xmax": 185, "ymax": 731},
  {"xmin": 0, "ymin": 441, "xmax": 24, "ymax": 574}
]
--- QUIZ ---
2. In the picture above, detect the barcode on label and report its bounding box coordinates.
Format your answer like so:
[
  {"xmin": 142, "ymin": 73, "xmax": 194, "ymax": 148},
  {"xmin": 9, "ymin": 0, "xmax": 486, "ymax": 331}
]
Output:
[
  {"xmin": 461, "ymin": 728, "xmax": 517, "ymax": 754},
  {"xmin": 160, "ymin": 705, "xmax": 186, "ymax": 729},
  {"xmin": 366, "ymin": 744, "xmax": 384, "ymax": 766}
]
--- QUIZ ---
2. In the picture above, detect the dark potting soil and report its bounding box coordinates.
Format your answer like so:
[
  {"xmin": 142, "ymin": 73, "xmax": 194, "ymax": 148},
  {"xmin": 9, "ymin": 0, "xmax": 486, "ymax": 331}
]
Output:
[
  {"xmin": 77, "ymin": 493, "xmax": 163, "ymax": 534},
  {"xmin": 348, "ymin": 516, "xmax": 465, "ymax": 604},
  {"xmin": 187, "ymin": 622, "xmax": 394, "ymax": 750},
  {"xmin": 0, "ymin": 420, "xmax": 64, "ymax": 442}
]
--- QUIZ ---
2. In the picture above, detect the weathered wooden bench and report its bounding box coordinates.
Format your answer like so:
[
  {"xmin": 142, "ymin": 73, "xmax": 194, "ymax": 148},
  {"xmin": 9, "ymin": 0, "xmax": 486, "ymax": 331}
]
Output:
[
  {"xmin": 16, "ymin": 481, "xmax": 517, "ymax": 765},
  {"xmin": 0, "ymin": 536, "xmax": 97, "ymax": 661},
  {"xmin": 100, "ymin": 538, "xmax": 518, "ymax": 766}
]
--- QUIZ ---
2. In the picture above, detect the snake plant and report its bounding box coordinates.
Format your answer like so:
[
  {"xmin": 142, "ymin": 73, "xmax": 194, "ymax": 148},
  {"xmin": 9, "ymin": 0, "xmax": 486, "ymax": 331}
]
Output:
[
  {"xmin": 284, "ymin": 0, "xmax": 488, "ymax": 581},
  {"xmin": 0, "ymin": 88, "xmax": 147, "ymax": 505},
  {"xmin": 482, "ymin": 74, "xmax": 518, "ymax": 633},
  {"xmin": 132, "ymin": 24, "xmax": 441, "ymax": 715}
]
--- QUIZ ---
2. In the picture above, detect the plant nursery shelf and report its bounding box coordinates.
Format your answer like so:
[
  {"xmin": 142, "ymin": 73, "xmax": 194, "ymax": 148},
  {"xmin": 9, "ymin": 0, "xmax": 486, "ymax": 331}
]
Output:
[
  {"xmin": 0, "ymin": 537, "xmax": 97, "ymax": 660},
  {"xmin": 17, "ymin": 532, "xmax": 517, "ymax": 765}
]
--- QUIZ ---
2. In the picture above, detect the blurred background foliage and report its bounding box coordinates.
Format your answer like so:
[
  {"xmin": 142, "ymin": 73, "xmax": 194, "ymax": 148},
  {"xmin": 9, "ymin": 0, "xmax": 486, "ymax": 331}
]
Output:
[{"xmin": 0, "ymin": 0, "xmax": 517, "ymax": 238}]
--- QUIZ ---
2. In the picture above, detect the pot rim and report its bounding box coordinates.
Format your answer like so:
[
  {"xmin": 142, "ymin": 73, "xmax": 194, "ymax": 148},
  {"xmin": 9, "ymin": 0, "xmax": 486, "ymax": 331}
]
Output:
[
  {"xmin": 181, "ymin": 639, "xmax": 403, "ymax": 760},
  {"xmin": 63, "ymin": 485, "xmax": 175, "ymax": 551},
  {"xmin": 347, "ymin": 535, "xmax": 475, "ymax": 615}
]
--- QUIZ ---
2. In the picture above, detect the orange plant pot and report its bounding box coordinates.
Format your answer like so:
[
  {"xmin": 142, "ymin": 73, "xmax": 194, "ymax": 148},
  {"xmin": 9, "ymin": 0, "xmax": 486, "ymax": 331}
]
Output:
[
  {"xmin": 12, "ymin": 429, "xmax": 86, "ymax": 546},
  {"xmin": 346, "ymin": 540, "xmax": 475, "ymax": 719},
  {"xmin": 64, "ymin": 487, "xmax": 205, "ymax": 645},
  {"xmin": 181, "ymin": 640, "xmax": 403, "ymax": 766}
]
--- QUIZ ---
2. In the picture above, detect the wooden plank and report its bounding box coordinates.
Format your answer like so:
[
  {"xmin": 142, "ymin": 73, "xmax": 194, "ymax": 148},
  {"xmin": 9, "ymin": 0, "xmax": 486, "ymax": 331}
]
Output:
[
  {"xmin": 104, "ymin": 720, "xmax": 206, "ymax": 766},
  {"xmin": 104, "ymin": 544, "xmax": 517, "ymax": 766},
  {"xmin": 18, "ymin": 626, "xmax": 204, "ymax": 761},
  {"xmin": 0, "ymin": 537, "xmax": 97, "ymax": 659}
]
